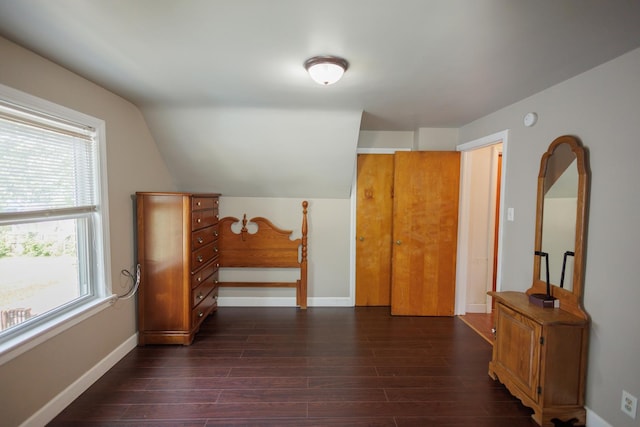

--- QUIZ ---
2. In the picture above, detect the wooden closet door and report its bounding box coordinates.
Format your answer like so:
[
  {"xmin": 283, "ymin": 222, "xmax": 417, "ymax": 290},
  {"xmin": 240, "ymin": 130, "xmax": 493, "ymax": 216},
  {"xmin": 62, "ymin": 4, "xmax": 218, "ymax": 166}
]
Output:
[
  {"xmin": 355, "ymin": 154, "xmax": 394, "ymax": 306},
  {"xmin": 391, "ymin": 151, "xmax": 461, "ymax": 316}
]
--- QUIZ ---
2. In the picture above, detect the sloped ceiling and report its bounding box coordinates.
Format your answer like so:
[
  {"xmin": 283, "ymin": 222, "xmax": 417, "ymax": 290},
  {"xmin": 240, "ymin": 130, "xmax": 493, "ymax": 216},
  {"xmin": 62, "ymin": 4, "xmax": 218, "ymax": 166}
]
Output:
[
  {"xmin": 144, "ymin": 106, "xmax": 362, "ymax": 197},
  {"xmin": 1, "ymin": 1, "xmax": 640, "ymax": 198}
]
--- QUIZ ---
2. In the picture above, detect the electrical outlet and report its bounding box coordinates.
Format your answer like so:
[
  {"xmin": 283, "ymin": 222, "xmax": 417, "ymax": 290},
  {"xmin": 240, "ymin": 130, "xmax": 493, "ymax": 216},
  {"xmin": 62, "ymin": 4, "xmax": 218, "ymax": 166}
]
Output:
[{"xmin": 621, "ymin": 390, "xmax": 637, "ymax": 419}]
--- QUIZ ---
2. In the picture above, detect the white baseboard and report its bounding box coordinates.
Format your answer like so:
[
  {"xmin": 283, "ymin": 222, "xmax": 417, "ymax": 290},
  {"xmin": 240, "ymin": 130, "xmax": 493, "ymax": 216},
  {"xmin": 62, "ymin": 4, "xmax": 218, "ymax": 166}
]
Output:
[
  {"xmin": 586, "ymin": 406, "xmax": 612, "ymax": 427},
  {"xmin": 20, "ymin": 333, "xmax": 138, "ymax": 427},
  {"xmin": 217, "ymin": 296, "xmax": 353, "ymax": 307},
  {"xmin": 309, "ymin": 297, "xmax": 353, "ymax": 307}
]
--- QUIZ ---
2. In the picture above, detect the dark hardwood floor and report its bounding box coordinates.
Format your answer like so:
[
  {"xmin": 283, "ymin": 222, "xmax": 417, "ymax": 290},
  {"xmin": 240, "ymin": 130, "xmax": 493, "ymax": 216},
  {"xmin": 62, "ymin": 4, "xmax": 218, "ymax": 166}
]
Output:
[{"xmin": 49, "ymin": 307, "xmax": 536, "ymax": 426}]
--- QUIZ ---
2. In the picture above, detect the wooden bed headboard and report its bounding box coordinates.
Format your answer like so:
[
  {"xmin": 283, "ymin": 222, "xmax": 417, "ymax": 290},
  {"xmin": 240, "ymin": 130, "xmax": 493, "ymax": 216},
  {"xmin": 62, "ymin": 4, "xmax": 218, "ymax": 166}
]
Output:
[{"xmin": 217, "ymin": 201, "xmax": 308, "ymax": 309}]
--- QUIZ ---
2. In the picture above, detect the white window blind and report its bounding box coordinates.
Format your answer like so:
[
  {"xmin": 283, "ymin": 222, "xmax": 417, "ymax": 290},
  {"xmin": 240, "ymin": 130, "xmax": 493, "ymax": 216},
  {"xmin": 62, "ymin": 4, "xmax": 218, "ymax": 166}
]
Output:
[{"xmin": 0, "ymin": 100, "xmax": 98, "ymax": 215}]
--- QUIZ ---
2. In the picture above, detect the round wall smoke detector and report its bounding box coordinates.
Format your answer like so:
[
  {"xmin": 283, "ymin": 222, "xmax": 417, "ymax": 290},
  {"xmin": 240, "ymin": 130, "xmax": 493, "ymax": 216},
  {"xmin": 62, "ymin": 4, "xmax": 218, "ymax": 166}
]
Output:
[{"xmin": 524, "ymin": 112, "xmax": 538, "ymax": 127}]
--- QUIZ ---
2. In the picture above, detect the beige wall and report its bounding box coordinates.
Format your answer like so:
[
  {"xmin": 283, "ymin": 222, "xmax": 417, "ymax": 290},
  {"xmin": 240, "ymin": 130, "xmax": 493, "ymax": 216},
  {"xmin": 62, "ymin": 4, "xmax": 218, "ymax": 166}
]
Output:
[
  {"xmin": 0, "ymin": 37, "xmax": 175, "ymax": 426},
  {"xmin": 358, "ymin": 130, "xmax": 414, "ymax": 150},
  {"xmin": 460, "ymin": 47, "xmax": 640, "ymax": 427},
  {"xmin": 416, "ymin": 127, "xmax": 459, "ymax": 150}
]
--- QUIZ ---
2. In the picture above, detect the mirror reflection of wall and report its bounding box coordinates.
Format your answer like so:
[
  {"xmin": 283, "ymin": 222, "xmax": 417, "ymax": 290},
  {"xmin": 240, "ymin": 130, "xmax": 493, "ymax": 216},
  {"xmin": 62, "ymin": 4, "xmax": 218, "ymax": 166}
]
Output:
[{"xmin": 540, "ymin": 155, "xmax": 578, "ymax": 290}]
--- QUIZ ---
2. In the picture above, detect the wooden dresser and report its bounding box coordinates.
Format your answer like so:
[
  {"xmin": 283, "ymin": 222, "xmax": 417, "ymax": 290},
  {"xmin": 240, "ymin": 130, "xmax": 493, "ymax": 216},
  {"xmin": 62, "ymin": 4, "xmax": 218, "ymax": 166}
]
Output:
[
  {"xmin": 136, "ymin": 192, "xmax": 220, "ymax": 345},
  {"xmin": 488, "ymin": 292, "xmax": 588, "ymax": 426}
]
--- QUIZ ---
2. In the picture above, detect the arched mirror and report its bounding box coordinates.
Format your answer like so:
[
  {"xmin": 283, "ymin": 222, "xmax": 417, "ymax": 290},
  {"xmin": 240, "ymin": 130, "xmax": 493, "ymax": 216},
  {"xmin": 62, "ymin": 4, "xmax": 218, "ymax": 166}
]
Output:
[{"xmin": 529, "ymin": 135, "xmax": 589, "ymax": 318}]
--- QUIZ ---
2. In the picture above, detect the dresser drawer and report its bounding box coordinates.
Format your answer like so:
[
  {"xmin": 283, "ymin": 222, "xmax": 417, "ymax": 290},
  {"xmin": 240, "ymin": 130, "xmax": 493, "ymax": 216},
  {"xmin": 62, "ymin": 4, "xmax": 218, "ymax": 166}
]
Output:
[
  {"xmin": 191, "ymin": 287, "xmax": 218, "ymax": 329},
  {"xmin": 192, "ymin": 197, "xmax": 215, "ymax": 211},
  {"xmin": 192, "ymin": 224, "xmax": 219, "ymax": 250},
  {"xmin": 192, "ymin": 209, "xmax": 217, "ymax": 231},
  {"xmin": 190, "ymin": 260, "xmax": 219, "ymax": 289},
  {"xmin": 192, "ymin": 271, "xmax": 218, "ymax": 307},
  {"xmin": 191, "ymin": 243, "xmax": 219, "ymax": 272}
]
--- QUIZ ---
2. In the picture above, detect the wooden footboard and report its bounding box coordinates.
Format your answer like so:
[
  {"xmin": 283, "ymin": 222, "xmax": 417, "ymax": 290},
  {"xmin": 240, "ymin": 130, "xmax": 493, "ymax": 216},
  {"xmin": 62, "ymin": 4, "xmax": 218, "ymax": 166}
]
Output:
[{"xmin": 217, "ymin": 201, "xmax": 308, "ymax": 309}]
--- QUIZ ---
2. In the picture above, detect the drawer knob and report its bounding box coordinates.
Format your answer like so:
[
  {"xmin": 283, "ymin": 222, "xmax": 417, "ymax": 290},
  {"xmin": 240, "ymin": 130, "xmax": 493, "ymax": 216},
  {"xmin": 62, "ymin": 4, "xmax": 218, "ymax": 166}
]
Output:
[
  {"xmin": 197, "ymin": 255, "xmax": 203, "ymax": 262},
  {"xmin": 197, "ymin": 201, "xmax": 201, "ymax": 206},
  {"xmin": 215, "ymin": 214, "xmax": 219, "ymax": 219},
  {"xmin": 198, "ymin": 311, "xmax": 204, "ymax": 318},
  {"xmin": 198, "ymin": 293, "xmax": 204, "ymax": 300},
  {"xmin": 214, "ymin": 280, "xmax": 219, "ymax": 284},
  {"xmin": 197, "ymin": 218, "xmax": 201, "ymax": 223},
  {"xmin": 214, "ymin": 231, "xmax": 219, "ymax": 237},
  {"xmin": 214, "ymin": 246, "xmax": 219, "ymax": 252},
  {"xmin": 197, "ymin": 276, "xmax": 202, "ymax": 282},
  {"xmin": 213, "ymin": 295, "xmax": 218, "ymax": 301},
  {"xmin": 197, "ymin": 237, "xmax": 204, "ymax": 244}
]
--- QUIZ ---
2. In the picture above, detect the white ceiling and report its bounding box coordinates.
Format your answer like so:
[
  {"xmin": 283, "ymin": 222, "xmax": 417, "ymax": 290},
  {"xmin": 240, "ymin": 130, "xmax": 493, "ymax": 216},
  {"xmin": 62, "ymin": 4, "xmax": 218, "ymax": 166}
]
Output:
[
  {"xmin": 2, "ymin": 0, "xmax": 640, "ymax": 131},
  {"xmin": 2, "ymin": 1, "xmax": 640, "ymax": 199}
]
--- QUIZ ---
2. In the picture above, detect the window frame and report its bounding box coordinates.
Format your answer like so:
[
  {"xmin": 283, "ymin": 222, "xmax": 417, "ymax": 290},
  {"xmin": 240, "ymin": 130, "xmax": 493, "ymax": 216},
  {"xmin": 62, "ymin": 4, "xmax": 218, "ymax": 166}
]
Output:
[{"xmin": 0, "ymin": 83, "xmax": 112, "ymax": 363}]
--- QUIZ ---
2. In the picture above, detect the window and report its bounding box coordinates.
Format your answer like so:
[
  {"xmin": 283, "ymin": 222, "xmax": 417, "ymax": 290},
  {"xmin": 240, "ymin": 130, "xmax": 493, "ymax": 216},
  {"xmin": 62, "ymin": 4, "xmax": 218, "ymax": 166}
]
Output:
[{"xmin": 0, "ymin": 85, "xmax": 110, "ymax": 350}]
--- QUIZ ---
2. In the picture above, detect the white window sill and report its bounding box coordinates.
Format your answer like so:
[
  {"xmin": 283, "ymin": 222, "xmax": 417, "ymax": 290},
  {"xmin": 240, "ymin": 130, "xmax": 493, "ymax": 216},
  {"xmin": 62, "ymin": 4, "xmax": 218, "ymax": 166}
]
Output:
[{"xmin": 0, "ymin": 295, "xmax": 116, "ymax": 366}]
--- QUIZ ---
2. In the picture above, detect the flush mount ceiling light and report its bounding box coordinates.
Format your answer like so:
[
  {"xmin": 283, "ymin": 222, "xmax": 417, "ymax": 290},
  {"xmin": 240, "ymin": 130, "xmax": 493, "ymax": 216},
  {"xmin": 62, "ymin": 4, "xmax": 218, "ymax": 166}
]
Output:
[{"xmin": 304, "ymin": 55, "xmax": 349, "ymax": 85}]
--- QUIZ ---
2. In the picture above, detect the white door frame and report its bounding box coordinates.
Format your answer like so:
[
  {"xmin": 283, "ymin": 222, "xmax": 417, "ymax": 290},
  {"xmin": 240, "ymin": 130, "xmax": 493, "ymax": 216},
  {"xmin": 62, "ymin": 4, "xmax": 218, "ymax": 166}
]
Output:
[{"xmin": 454, "ymin": 130, "xmax": 509, "ymax": 315}]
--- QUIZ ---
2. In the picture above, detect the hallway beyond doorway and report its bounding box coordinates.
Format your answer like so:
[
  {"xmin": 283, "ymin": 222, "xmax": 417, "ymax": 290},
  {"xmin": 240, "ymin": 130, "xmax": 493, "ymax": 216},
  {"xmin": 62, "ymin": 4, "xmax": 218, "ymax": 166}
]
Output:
[{"xmin": 459, "ymin": 312, "xmax": 495, "ymax": 345}]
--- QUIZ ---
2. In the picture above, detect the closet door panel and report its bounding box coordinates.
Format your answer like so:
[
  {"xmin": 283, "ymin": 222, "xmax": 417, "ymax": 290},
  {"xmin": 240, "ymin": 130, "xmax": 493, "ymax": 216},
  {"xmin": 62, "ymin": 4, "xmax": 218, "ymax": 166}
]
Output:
[
  {"xmin": 391, "ymin": 151, "xmax": 460, "ymax": 316},
  {"xmin": 355, "ymin": 154, "xmax": 394, "ymax": 306}
]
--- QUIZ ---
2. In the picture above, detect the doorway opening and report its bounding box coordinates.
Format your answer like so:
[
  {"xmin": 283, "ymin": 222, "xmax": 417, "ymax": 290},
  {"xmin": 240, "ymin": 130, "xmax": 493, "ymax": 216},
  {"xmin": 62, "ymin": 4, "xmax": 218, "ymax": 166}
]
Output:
[{"xmin": 455, "ymin": 130, "xmax": 508, "ymax": 316}]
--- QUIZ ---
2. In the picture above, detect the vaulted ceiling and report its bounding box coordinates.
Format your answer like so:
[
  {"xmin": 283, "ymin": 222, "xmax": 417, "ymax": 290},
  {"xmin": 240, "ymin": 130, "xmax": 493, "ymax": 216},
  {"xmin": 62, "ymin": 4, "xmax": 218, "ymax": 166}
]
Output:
[{"xmin": 1, "ymin": 1, "xmax": 640, "ymax": 197}]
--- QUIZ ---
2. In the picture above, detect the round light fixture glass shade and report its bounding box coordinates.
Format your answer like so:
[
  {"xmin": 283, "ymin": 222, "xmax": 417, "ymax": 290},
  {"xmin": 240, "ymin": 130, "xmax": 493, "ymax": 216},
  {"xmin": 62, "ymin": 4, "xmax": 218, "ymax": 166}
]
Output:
[{"xmin": 304, "ymin": 56, "xmax": 349, "ymax": 85}]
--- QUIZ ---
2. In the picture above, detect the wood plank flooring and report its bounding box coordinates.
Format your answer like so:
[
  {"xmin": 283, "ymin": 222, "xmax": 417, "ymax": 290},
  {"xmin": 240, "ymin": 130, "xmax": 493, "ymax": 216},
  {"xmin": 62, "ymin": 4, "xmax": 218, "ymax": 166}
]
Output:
[{"xmin": 49, "ymin": 307, "xmax": 536, "ymax": 426}]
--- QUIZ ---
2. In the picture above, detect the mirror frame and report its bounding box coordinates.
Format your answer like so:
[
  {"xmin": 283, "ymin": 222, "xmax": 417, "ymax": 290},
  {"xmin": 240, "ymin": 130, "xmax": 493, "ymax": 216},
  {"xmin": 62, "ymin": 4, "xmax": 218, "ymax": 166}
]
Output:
[{"xmin": 528, "ymin": 135, "xmax": 589, "ymax": 319}]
